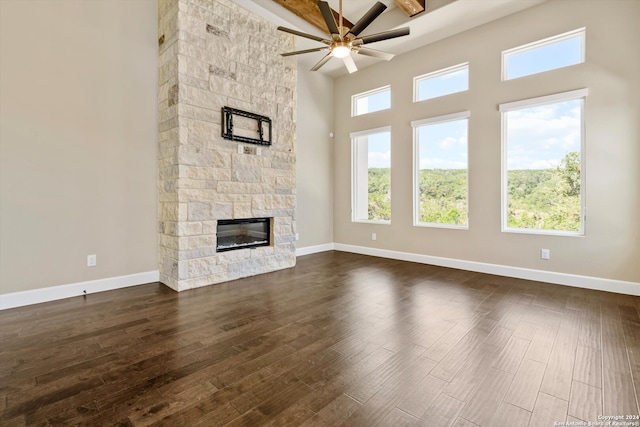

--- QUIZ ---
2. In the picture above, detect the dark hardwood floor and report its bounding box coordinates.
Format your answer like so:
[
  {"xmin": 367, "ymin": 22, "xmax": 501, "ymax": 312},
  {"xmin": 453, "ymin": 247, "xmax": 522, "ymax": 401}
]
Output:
[{"xmin": 1, "ymin": 251, "xmax": 639, "ymax": 426}]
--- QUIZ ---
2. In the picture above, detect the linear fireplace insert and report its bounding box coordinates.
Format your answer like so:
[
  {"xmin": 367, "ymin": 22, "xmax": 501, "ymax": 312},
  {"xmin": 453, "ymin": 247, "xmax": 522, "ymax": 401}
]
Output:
[{"xmin": 216, "ymin": 217, "xmax": 271, "ymax": 252}]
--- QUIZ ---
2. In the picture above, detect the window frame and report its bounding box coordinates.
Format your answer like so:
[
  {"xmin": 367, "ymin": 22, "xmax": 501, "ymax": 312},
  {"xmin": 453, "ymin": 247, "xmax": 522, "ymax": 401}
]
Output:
[
  {"xmin": 502, "ymin": 28, "xmax": 586, "ymax": 81},
  {"xmin": 351, "ymin": 126, "xmax": 392, "ymax": 224},
  {"xmin": 413, "ymin": 62, "xmax": 469, "ymax": 102},
  {"xmin": 411, "ymin": 111, "xmax": 470, "ymax": 230},
  {"xmin": 351, "ymin": 85, "xmax": 391, "ymax": 117},
  {"xmin": 499, "ymin": 88, "xmax": 588, "ymax": 236}
]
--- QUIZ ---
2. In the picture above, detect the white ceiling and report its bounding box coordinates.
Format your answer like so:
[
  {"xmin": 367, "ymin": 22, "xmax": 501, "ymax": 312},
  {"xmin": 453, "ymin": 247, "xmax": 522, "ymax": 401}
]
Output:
[{"xmin": 235, "ymin": 0, "xmax": 547, "ymax": 77}]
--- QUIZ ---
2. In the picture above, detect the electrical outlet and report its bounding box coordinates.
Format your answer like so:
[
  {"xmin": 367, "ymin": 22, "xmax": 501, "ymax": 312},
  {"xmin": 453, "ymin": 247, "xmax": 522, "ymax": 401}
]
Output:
[
  {"xmin": 87, "ymin": 254, "xmax": 97, "ymax": 267},
  {"xmin": 540, "ymin": 249, "xmax": 550, "ymax": 260},
  {"xmin": 372, "ymin": 233, "xmax": 377, "ymax": 241},
  {"xmin": 295, "ymin": 233, "xmax": 299, "ymax": 241}
]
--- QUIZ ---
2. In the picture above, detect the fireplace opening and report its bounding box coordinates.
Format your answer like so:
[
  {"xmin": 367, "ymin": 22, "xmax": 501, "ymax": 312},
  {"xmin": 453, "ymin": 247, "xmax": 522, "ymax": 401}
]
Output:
[{"xmin": 216, "ymin": 218, "xmax": 271, "ymax": 252}]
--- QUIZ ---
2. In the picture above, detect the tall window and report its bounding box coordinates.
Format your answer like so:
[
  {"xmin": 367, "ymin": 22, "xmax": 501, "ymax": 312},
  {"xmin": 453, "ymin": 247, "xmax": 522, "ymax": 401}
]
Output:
[
  {"xmin": 502, "ymin": 28, "xmax": 585, "ymax": 80},
  {"xmin": 414, "ymin": 63, "xmax": 469, "ymax": 102},
  {"xmin": 352, "ymin": 86, "xmax": 391, "ymax": 116},
  {"xmin": 351, "ymin": 127, "xmax": 391, "ymax": 223},
  {"xmin": 412, "ymin": 112, "xmax": 469, "ymax": 228},
  {"xmin": 500, "ymin": 89, "xmax": 587, "ymax": 235}
]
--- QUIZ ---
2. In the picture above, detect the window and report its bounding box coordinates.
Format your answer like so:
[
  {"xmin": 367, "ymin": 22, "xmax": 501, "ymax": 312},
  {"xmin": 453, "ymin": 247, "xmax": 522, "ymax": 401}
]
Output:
[
  {"xmin": 351, "ymin": 127, "xmax": 391, "ymax": 223},
  {"xmin": 412, "ymin": 112, "xmax": 469, "ymax": 228},
  {"xmin": 352, "ymin": 86, "xmax": 390, "ymax": 116},
  {"xmin": 414, "ymin": 63, "xmax": 469, "ymax": 102},
  {"xmin": 500, "ymin": 89, "xmax": 587, "ymax": 235},
  {"xmin": 502, "ymin": 28, "xmax": 585, "ymax": 80}
]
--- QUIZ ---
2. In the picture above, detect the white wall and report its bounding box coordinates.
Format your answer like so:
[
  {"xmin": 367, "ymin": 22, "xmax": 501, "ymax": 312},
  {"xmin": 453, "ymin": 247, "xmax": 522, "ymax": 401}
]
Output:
[
  {"xmin": 295, "ymin": 67, "xmax": 334, "ymax": 249},
  {"xmin": 331, "ymin": 0, "xmax": 640, "ymax": 284},
  {"xmin": 0, "ymin": 0, "xmax": 159, "ymax": 295}
]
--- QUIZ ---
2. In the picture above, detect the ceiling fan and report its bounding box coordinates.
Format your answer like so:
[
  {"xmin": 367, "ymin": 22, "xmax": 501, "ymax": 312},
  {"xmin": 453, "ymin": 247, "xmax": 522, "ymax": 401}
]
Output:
[{"xmin": 277, "ymin": 0, "xmax": 410, "ymax": 73}]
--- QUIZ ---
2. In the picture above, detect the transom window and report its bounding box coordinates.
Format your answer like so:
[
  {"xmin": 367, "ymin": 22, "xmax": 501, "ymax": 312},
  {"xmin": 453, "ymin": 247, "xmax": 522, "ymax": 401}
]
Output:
[
  {"xmin": 414, "ymin": 63, "xmax": 469, "ymax": 102},
  {"xmin": 502, "ymin": 28, "xmax": 585, "ymax": 80},
  {"xmin": 351, "ymin": 127, "xmax": 391, "ymax": 223},
  {"xmin": 500, "ymin": 89, "xmax": 587, "ymax": 235},
  {"xmin": 351, "ymin": 86, "xmax": 390, "ymax": 116}
]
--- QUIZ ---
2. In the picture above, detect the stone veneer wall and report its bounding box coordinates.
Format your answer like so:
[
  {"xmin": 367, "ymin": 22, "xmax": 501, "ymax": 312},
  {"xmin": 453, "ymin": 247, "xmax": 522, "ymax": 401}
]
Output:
[{"xmin": 158, "ymin": 0, "xmax": 297, "ymax": 291}]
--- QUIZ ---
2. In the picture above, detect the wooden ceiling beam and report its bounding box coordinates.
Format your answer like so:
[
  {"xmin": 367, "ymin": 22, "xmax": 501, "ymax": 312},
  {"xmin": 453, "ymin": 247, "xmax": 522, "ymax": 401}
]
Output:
[
  {"xmin": 273, "ymin": 0, "xmax": 353, "ymax": 35},
  {"xmin": 394, "ymin": 0, "xmax": 425, "ymax": 17}
]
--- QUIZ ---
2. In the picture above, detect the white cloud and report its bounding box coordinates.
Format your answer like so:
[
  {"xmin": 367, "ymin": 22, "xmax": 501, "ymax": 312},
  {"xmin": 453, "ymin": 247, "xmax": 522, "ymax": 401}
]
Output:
[
  {"xmin": 506, "ymin": 99, "xmax": 581, "ymax": 168},
  {"xmin": 368, "ymin": 150, "xmax": 390, "ymax": 168}
]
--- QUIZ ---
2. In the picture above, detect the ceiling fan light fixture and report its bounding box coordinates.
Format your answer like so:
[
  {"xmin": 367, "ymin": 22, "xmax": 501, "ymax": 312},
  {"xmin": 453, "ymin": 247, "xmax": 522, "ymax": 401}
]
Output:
[
  {"xmin": 277, "ymin": 1, "xmax": 410, "ymax": 72},
  {"xmin": 332, "ymin": 45, "xmax": 351, "ymax": 58}
]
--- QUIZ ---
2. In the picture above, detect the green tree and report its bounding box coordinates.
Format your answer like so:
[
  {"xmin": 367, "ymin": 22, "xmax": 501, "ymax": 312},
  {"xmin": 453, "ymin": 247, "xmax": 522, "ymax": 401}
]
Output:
[
  {"xmin": 557, "ymin": 151, "xmax": 581, "ymax": 197},
  {"xmin": 506, "ymin": 152, "xmax": 581, "ymax": 232},
  {"xmin": 418, "ymin": 169, "xmax": 468, "ymax": 225},
  {"xmin": 368, "ymin": 168, "xmax": 391, "ymax": 220}
]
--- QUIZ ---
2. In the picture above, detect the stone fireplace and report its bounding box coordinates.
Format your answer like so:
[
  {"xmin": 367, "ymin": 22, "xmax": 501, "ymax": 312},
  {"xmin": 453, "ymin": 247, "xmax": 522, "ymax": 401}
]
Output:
[{"xmin": 157, "ymin": 0, "xmax": 296, "ymax": 291}]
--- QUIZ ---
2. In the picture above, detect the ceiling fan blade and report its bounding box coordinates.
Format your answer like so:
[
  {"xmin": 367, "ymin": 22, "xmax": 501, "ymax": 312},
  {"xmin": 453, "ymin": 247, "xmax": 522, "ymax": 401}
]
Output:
[
  {"xmin": 281, "ymin": 47, "xmax": 329, "ymax": 57},
  {"xmin": 317, "ymin": 1, "xmax": 340, "ymax": 36},
  {"xmin": 342, "ymin": 55, "xmax": 358, "ymax": 74},
  {"xmin": 277, "ymin": 26, "xmax": 328, "ymax": 43},
  {"xmin": 354, "ymin": 47, "xmax": 394, "ymax": 61},
  {"xmin": 347, "ymin": 1, "xmax": 387, "ymax": 37},
  {"xmin": 358, "ymin": 27, "xmax": 410, "ymax": 45},
  {"xmin": 310, "ymin": 53, "xmax": 333, "ymax": 71}
]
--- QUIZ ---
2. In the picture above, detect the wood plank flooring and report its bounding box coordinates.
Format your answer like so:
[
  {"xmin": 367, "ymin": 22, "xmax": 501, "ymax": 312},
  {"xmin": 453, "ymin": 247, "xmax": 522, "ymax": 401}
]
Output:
[{"xmin": 1, "ymin": 251, "xmax": 639, "ymax": 426}]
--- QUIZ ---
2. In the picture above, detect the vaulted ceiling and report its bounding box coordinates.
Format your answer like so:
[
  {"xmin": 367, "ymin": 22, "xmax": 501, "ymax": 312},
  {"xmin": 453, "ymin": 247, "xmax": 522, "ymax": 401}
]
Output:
[
  {"xmin": 237, "ymin": 0, "xmax": 547, "ymax": 77},
  {"xmin": 272, "ymin": 0, "xmax": 425, "ymax": 35}
]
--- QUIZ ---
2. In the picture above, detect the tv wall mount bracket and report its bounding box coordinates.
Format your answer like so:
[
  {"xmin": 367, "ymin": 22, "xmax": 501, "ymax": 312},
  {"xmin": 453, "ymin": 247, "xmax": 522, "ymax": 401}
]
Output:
[{"xmin": 221, "ymin": 106, "xmax": 272, "ymax": 146}]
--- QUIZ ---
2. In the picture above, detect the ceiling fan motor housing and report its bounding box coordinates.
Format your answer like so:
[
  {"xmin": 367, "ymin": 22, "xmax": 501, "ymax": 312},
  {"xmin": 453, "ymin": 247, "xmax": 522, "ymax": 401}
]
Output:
[{"xmin": 332, "ymin": 42, "xmax": 351, "ymax": 58}]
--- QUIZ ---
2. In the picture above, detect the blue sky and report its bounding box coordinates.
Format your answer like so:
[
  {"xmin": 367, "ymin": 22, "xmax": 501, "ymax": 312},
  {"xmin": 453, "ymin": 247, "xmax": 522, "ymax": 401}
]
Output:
[
  {"xmin": 356, "ymin": 90, "xmax": 390, "ymax": 115},
  {"xmin": 417, "ymin": 67, "xmax": 468, "ymax": 101},
  {"xmin": 418, "ymin": 120, "xmax": 467, "ymax": 170},
  {"xmin": 367, "ymin": 131, "xmax": 391, "ymax": 168},
  {"xmin": 506, "ymin": 36, "xmax": 582, "ymax": 80}
]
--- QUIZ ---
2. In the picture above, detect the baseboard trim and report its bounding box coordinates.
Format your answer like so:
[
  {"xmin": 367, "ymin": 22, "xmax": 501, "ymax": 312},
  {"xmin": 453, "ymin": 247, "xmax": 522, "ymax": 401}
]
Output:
[
  {"xmin": 4, "ymin": 244, "xmax": 637, "ymax": 311},
  {"xmin": 332, "ymin": 243, "xmax": 640, "ymax": 296},
  {"xmin": 296, "ymin": 243, "xmax": 336, "ymax": 257},
  {"xmin": 0, "ymin": 270, "xmax": 160, "ymax": 310}
]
